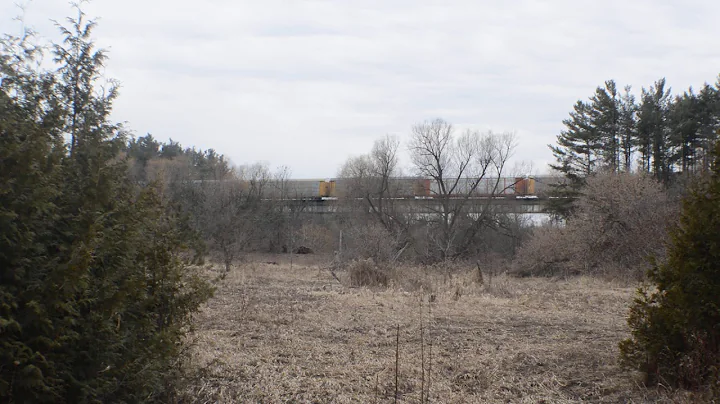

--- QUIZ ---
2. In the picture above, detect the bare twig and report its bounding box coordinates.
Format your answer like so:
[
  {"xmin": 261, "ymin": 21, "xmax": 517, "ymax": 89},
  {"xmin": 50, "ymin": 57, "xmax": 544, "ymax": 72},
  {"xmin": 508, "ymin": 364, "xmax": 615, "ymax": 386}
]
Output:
[
  {"xmin": 392, "ymin": 241, "xmax": 409, "ymax": 264},
  {"xmin": 329, "ymin": 268, "xmax": 342, "ymax": 284},
  {"xmin": 426, "ymin": 300, "xmax": 433, "ymax": 403},
  {"xmin": 476, "ymin": 260, "xmax": 484, "ymax": 286},
  {"xmin": 318, "ymin": 263, "xmax": 343, "ymax": 284},
  {"xmin": 420, "ymin": 299, "xmax": 425, "ymax": 404},
  {"xmin": 395, "ymin": 324, "xmax": 400, "ymax": 404},
  {"xmin": 374, "ymin": 374, "xmax": 379, "ymax": 404}
]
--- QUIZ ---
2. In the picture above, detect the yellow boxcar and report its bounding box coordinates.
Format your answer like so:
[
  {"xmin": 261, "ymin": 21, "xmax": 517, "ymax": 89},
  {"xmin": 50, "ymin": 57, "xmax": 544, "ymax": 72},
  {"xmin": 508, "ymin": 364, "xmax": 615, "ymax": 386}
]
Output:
[
  {"xmin": 514, "ymin": 177, "xmax": 536, "ymax": 195},
  {"xmin": 318, "ymin": 180, "xmax": 337, "ymax": 197},
  {"xmin": 526, "ymin": 178, "xmax": 535, "ymax": 195}
]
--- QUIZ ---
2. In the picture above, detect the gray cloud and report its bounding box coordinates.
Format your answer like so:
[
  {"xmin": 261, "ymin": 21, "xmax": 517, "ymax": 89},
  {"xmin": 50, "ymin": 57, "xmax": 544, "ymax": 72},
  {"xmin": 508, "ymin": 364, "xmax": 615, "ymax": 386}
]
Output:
[{"xmin": 2, "ymin": 0, "xmax": 719, "ymax": 177}]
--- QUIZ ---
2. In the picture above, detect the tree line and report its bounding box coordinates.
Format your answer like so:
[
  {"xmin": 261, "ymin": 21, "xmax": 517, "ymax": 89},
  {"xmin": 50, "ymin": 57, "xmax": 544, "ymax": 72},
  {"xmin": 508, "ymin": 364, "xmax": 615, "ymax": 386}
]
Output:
[
  {"xmin": 122, "ymin": 120, "xmax": 527, "ymax": 268},
  {"xmin": 549, "ymin": 77, "xmax": 720, "ymax": 217}
]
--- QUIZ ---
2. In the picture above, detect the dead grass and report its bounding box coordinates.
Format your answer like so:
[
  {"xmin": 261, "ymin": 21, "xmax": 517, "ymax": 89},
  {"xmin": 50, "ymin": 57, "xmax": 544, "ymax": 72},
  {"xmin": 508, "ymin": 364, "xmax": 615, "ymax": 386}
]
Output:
[
  {"xmin": 346, "ymin": 258, "xmax": 390, "ymax": 288},
  {"xmin": 180, "ymin": 255, "xmax": 702, "ymax": 403}
]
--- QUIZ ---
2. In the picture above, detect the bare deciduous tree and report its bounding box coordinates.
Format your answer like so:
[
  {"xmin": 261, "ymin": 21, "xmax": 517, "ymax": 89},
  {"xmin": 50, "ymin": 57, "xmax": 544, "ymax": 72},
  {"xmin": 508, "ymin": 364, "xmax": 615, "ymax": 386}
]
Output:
[
  {"xmin": 202, "ymin": 176, "xmax": 249, "ymax": 272},
  {"xmin": 337, "ymin": 135, "xmax": 411, "ymax": 264},
  {"xmin": 339, "ymin": 134, "xmax": 404, "ymax": 233},
  {"xmin": 408, "ymin": 118, "xmax": 517, "ymax": 260},
  {"xmin": 201, "ymin": 163, "xmax": 278, "ymax": 271}
]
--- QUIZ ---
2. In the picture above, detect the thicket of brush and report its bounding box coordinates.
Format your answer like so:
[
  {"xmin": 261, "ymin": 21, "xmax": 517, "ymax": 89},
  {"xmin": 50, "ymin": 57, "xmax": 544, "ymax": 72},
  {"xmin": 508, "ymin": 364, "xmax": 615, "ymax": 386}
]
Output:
[
  {"xmin": 346, "ymin": 259, "xmax": 391, "ymax": 287},
  {"xmin": 513, "ymin": 172, "xmax": 679, "ymax": 280}
]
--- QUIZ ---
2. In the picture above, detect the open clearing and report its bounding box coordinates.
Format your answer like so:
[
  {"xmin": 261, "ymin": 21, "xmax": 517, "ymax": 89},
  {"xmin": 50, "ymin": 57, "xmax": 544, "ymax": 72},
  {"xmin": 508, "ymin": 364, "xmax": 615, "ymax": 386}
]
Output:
[{"xmin": 183, "ymin": 256, "xmax": 693, "ymax": 403}]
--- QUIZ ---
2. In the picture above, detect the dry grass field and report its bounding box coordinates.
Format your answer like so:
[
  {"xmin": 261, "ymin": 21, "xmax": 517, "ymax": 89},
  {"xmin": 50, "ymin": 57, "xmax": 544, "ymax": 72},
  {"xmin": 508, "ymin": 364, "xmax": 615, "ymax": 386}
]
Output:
[{"xmin": 181, "ymin": 255, "xmax": 698, "ymax": 403}]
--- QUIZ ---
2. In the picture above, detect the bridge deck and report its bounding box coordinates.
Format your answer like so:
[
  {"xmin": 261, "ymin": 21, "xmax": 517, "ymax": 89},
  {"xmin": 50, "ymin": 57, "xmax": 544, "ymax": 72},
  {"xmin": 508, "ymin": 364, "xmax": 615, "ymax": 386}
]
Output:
[{"xmin": 278, "ymin": 196, "xmax": 548, "ymax": 214}]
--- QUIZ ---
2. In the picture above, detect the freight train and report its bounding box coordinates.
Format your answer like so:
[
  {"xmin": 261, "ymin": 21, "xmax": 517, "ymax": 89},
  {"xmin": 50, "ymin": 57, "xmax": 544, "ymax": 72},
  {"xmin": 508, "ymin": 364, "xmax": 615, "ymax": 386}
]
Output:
[{"xmin": 265, "ymin": 177, "xmax": 544, "ymax": 200}]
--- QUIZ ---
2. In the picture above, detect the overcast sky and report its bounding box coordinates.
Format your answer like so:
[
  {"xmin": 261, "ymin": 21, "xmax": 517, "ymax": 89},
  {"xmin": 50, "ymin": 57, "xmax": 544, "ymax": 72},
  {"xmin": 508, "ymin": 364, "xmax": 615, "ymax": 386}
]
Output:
[{"xmin": 2, "ymin": 0, "xmax": 720, "ymax": 178}]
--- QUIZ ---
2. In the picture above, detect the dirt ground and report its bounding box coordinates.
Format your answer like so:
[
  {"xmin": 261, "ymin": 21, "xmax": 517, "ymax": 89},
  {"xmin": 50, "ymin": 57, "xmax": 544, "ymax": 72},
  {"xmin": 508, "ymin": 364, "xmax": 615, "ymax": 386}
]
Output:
[{"xmin": 182, "ymin": 254, "xmax": 698, "ymax": 403}]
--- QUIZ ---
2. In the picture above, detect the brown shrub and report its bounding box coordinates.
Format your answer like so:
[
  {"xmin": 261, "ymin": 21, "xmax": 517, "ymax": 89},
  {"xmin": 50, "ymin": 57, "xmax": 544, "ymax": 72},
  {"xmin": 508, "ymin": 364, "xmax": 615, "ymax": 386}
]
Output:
[
  {"xmin": 293, "ymin": 246, "xmax": 313, "ymax": 254},
  {"xmin": 514, "ymin": 173, "xmax": 680, "ymax": 279},
  {"xmin": 346, "ymin": 258, "xmax": 390, "ymax": 287},
  {"xmin": 295, "ymin": 222, "xmax": 335, "ymax": 254},
  {"xmin": 341, "ymin": 223, "xmax": 401, "ymax": 263},
  {"xmin": 511, "ymin": 224, "xmax": 579, "ymax": 277}
]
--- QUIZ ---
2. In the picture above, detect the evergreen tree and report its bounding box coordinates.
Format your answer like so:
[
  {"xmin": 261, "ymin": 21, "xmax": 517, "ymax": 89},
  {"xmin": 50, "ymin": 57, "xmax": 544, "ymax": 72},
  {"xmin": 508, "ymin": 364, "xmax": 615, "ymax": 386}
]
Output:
[
  {"xmin": 637, "ymin": 78, "xmax": 672, "ymax": 181},
  {"xmin": 619, "ymin": 85, "xmax": 638, "ymax": 172},
  {"xmin": 0, "ymin": 8, "xmax": 212, "ymax": 403},
  {"xmin": 696, "ymin": 82, "xmax": 720, "ymax": 170},
  {"xmin": 668, "ymin": 90, "xmax": 701, "ymax": 173},
  {"xmin": 620, "ymin": 143, "xmax": 720, "ymax": 396},
  {"xmin": 127, "ymin": 134, "xmax": 161, "ymax": 165},
  {"xmin": 159, "ymin": 138, "xmax": 183, "ymax": 159},
  {"xmin": 589, "ymin": 80, "xmax": 621, "ymax": 172},
  {"xmin": 0, "ymin": 30, "xmax": 67, "ymax": 401},
  {"xmin": 550, "ymin": 100, "xmax": 601, "ymax": 179},
  {"xmin": 547, "ymin": 100, "xmax": 601, "ymax": 218}
]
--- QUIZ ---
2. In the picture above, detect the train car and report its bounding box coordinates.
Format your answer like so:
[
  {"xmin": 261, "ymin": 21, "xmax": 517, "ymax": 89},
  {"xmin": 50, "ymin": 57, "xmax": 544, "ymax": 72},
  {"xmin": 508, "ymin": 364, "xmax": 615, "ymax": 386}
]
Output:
[
  {"xmin": 263, "ymin": 179, "xmax": 324, "ymax": 199},
  {"xmin": 529, "ymin": 175, "xmax": 563, "ymax": 198},
  {"xmin": 514, "ymin": 177, "xmax": 535, "ymax": 196},
  {"xmin": 389, "ymin": 177, "xmax": 429, "ymax": 198},
  {"xmin": 319, "ymin": 180, "xmax": 336, "ymax": 198},
  {"xmin": 428, "ymin": 177, "xmax": 519, "ymax": 197},
  {"xmin": 262, "ymin": 179, "xmax": 342, "ymax": 199},
  {"xmin": 331, "ymin": 177, "xmax": 430, "ymax": 199},
  {"xmin": 194, "ymin": 176, "xmax": 543, "ymax": 200},
  {"xmin": 330, "ymin": 178, "xmax": 357, "ymax": 198},
  {"xmin": 413, "ymin": 178, "xmax": 431, "ymax": 198}
]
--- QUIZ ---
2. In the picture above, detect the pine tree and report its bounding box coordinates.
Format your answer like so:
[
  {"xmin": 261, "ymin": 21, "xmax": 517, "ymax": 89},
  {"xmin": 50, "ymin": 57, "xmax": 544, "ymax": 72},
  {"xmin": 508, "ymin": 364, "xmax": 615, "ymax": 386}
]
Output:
[
  {"xmin": 547, "ymin": 100, "xmax": 601, "ymax": 218},
  {"xmin": 620, "ymin": 143, "xmax": 720, "ymax": 396},
  {"xmin": 637, "ymin": 78, "xmax": 672, "ymax": 181},
  {"xmin": 696, "ymin": 82, "xmax": 720, "ymax": 171},
  {"xmin": 550, "ymin": 100, "xmax": 602, "ymax": 179},
  {"xmin": 589, "ymin": 80, "xmax": 621, "ymax": 172},
  {"xmin": 668, "ymin": 90, "xmax": 701, "ymax": 173},
  {"xmin": 159, "ymin": 138, "xmax": 183, "ymax": 159},
  {"xmin": 619, "ymin": 85, "xmax": 638, "ymax": 172}
]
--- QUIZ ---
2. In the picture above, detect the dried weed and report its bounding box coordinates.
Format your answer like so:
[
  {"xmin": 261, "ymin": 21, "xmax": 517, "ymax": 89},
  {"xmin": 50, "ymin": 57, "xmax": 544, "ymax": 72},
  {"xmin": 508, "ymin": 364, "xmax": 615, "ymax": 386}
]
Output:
[{"xmin": 178, "ymin": 256, "xmax": 701, "ymax": 403}]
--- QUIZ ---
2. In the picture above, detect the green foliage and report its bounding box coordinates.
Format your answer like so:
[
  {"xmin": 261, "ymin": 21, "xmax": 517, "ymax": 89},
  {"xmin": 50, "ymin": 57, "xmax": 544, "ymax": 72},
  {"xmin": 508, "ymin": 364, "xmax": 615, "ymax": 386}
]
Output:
[
  {"xmin": 0, "ymin": 8, "xmax": 212, "ymax": 403},
  {"xmin": 589, "ymin": 80, "xmax": 621, "ymax": 172},
  {"xmin": 620, "ymin": 143, "xmax": 720, "ymax": 395},
  {"xmin": 549, "ymin": 100, "xmax": 599, "ymax": 181},
  {"xmin": 637, "ymin": 79, "xmax": 673, "ymax": 180},
  {"xmin": 548, "ymin": 76, "xmax": 720, "ymax": 218},
  {"xmin": 619, "ymin": 86, "xmax": 639, "ymax": 172},
  {"xmin": 546, "ymin": 99, "xmax": 595, "ymax": 218},
  {"xmin": 124, "ymin": 133, "xmax": 232, "ymax": 184},
  {"xmin": 547, "ymin": 81, "xmax": 632, "ymax": 218}
]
